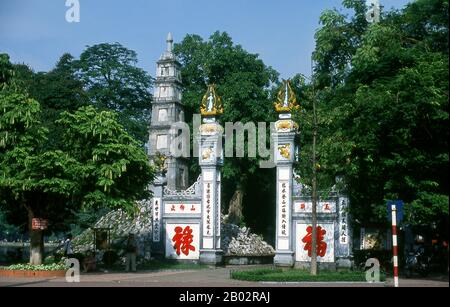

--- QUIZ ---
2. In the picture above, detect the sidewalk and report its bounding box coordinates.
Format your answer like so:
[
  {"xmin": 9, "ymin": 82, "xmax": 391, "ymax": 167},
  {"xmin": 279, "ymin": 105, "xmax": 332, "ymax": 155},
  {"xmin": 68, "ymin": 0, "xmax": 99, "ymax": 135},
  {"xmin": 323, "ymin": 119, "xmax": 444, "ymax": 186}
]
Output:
[{"xmin": 0, "ymin": 266, "xmax": 448, "ymax": 287}]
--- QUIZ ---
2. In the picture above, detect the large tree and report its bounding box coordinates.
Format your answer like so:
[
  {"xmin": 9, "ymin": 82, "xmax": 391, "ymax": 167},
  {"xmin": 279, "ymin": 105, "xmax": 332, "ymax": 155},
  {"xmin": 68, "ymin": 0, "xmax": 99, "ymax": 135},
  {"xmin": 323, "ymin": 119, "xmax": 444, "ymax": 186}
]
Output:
[
  {"xmin": 308, "ymin": 0, "xmax": 449, "ymax": 232},
  {"xmin": 76, "ymin": 43, "xmax": 153, "ymax": 144},
  {"xmin": 0, "ymin": 55, "xmax": 154, "ymax": 264},
  {"xmin": 174, "ymin": 32, "xmax": 279, "ymax": 234}
]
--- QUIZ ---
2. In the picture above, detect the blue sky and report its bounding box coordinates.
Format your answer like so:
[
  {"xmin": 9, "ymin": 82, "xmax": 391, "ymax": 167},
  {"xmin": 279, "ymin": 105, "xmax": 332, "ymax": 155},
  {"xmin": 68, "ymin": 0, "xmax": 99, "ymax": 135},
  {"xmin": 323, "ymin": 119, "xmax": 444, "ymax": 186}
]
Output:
[{"xmin": 0, "ymin": 0, "xmax": 412, "ymax": 79}]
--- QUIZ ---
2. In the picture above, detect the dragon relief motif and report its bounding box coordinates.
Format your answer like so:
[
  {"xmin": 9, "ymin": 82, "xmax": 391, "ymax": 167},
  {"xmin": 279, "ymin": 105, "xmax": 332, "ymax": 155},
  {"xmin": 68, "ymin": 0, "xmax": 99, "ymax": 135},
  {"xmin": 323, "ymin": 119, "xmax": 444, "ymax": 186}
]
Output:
[
  {"xmin": 278, "ymin": 144, "xmax": 291, "ymax": 160},
  {"xmin": 202, "ymin": 147, "xmax": 214, "ymax": 161}
]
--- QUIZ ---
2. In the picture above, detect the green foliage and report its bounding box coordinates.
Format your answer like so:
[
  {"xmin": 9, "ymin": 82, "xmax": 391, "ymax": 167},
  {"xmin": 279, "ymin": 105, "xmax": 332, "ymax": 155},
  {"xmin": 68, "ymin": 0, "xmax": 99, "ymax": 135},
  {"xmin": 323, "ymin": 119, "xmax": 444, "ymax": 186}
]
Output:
[
  {"xmin": 0, "ymin": 209, "xmax": 19, "ymax": 238},
  {"xmin": 0, "ymin": 54, "xmax": 14, "ymax": 87},
  {"xmin": 174, "ymin": 32, "xmax": 279, "ymax": 232},
  {"xmin": 308, "ymin": 0, "xmax": 449, "ymax": 227},
  {"xmin": 230, "ymin": 267, "xmax": 383, "ymax": 282},
  {"xmin": 0, "ymin": 61, "xmax": 155, "ymax": 231},
  {"xmin": 1, "ymin": 263, "xmax": 68, "ymax": 271},
  {"xmin": 56, "ymin": 105, "xmax": 154, "ymax": 212},
  {"xmin": 76, "ymin": 43, "xmax": 153, "ymax": 144},
  {"xmin": 292, "ymin": 76, "xmax": 354, "ymax": 194}
]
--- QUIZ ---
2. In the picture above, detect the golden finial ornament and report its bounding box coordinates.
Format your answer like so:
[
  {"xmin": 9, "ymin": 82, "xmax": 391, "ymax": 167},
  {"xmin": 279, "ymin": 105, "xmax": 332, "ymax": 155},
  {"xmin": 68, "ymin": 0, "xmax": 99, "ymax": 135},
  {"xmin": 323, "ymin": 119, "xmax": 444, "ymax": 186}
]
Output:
[
  {"xmin": 274, "ymin": 79, "xmax": 298, "ymax": 113},
  {"xmin": 200, "ymin": 84, "xmax": 223, "ymax": 117}
]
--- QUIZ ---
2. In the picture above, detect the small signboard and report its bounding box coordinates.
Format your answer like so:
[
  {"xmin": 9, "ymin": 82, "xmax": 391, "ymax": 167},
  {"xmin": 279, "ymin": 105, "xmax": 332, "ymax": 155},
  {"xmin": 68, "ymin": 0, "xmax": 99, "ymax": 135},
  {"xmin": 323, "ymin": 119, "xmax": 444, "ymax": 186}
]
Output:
[{"xmin": 31, "ymin": 218, "xmax": 48, "ymax": 230}]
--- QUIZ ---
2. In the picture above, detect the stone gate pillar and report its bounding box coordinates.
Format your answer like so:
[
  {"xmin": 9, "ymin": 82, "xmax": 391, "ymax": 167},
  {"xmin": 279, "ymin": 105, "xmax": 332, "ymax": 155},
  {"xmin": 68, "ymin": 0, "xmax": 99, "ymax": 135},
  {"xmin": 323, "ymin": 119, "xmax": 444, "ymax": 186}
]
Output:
[
  {"xmin": 273, "ymin": 121, "xmax": 297, "ymax": 266},
  {"xmin": 198, "ymin": 85, "xmax": 224, "ymax": 265},
  {"xmin": 272, "ymin": 79, "xmax": 299, "ymax": 267}
]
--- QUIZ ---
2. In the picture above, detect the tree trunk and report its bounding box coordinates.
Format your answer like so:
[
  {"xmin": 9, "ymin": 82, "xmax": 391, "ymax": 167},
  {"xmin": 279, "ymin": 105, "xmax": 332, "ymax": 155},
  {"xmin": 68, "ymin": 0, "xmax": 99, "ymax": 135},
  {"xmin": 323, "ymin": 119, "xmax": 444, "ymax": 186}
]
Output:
[
  {"xmin": 28, "ymin": 208, "xmax": 44, "ymax": 265},
  {"xmin": 310, "ymin": 89, "xmax": 318, "ymax": 276}
]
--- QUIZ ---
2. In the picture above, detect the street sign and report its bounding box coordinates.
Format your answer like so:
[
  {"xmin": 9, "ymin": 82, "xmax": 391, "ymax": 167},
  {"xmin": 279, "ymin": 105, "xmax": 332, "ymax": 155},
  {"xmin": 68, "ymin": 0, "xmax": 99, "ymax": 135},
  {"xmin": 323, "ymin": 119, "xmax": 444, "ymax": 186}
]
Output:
[
  {"xmin": 387, "ymin": 200, "xmax": 404, "ymax": 224},
  {"xmin": 31, "ymin": 218, "xmax": 48, "ymax": 230}
]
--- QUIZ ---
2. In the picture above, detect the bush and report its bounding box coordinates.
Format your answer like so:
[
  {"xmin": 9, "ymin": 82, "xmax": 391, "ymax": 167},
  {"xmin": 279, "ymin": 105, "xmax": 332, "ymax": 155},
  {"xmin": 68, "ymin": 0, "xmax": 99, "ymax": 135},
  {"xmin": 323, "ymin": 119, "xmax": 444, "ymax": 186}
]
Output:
[{"xmin": 1, "ymin": 263, "xmax": 68, "ymax": 271}]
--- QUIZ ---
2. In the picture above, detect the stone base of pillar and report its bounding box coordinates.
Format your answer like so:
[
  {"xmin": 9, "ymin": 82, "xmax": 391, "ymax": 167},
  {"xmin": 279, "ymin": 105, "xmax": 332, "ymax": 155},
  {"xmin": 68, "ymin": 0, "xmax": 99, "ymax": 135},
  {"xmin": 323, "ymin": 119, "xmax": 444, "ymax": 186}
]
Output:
[
  {"xmin": 200, "ymin": 249, "xmax": 224, "ymax": 265},
  {"xmin": 294, "ymin": 261, "xmax": 337, "ymax": 271},
  {"xmin": 336, "ymin": 257, "xmax": 353, "ymax": 270},
  {"xmin": 274, "ymin": 251, "xmax": 295, "ymax": 267}
]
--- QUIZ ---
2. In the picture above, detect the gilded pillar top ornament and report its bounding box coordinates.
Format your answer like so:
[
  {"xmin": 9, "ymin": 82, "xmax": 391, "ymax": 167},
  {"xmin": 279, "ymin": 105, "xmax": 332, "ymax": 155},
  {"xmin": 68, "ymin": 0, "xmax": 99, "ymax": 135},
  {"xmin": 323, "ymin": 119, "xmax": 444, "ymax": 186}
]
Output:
[
  {"xmin": 274, "ymin": 79, "xmax": 298, "ymax": 114},
  {"xmin": 200, "ymin": 84, "xmax": 224, "ymax": 118}
]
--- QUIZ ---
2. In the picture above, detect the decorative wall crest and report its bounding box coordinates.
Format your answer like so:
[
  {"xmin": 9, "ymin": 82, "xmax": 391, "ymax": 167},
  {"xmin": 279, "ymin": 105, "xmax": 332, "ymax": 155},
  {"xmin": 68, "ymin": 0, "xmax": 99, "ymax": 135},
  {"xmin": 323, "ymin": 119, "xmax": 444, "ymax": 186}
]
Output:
[
  {"xmin": 275, "ymin": 119, "xmax": 299, "ymax": 132},
  {"xmin": 199, "ymin": 123, "xmax": 224, "ymax": 134}
]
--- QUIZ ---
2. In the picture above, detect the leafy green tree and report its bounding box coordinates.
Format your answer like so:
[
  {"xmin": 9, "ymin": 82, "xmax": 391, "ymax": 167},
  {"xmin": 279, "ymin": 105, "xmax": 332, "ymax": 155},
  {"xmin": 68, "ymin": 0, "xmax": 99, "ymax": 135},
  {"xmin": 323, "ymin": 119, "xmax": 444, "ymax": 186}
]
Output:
[
  {"xmin": 174, "ymin": 32, "xmax": 279, "ymax": 233},
  {"xmin": 291, "ymin": 72, "xmax": 354, "ymax": 275},
  {"xmin": 76, "ymin": 43, "xmax": 153, "ymax": 144},
  {"xmin": 13, "ymin": 54, "xmax": 89, "ymax": 150},
  {"xmin": 56, "ymin": 105, "xmax": 154, "ymax": 211},
  {"xmin": 309, "ymin": 0, "xmax": 449, "ymax": 231},
  {"xmin": 0, "ymin": 57, "xmax": 154, "ymax": 263},
  {"xmin": 292, "ymin": 0, "xmax": 448, "ymax": 272}
]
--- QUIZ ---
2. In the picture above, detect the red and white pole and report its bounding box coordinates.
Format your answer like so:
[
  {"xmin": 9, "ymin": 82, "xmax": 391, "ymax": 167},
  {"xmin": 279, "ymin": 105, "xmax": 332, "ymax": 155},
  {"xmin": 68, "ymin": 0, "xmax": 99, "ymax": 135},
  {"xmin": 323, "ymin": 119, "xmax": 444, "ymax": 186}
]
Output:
[{"xmin": 391, "ymin": 204, "xmax": 399, "ymax": 287}]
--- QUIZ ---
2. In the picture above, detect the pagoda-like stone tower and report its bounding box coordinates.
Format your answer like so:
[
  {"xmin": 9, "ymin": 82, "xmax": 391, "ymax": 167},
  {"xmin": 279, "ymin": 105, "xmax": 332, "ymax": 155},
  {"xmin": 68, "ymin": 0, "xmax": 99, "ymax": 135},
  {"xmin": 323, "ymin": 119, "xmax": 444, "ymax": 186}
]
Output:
[{"xmin": 148, "ymin": 33, "xmax": 189, "ymax": 190}]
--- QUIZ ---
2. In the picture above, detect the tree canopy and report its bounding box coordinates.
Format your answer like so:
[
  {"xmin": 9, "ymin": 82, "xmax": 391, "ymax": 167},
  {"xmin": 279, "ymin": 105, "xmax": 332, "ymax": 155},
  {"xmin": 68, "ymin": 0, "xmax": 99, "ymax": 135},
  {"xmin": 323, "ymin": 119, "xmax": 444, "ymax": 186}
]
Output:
[
  {"xmin": 0, "ymin": 54, "xmax": 154, "ymax": 263},
  {"xmin": 76, "ymin": 43, "xmax": 153, "ymax": 144},
  {"xmin": 302, "ymin": 0, "xmax": 449, "ymax": 228},
  {"xmin": 174, "ymin": 31, "xmax": 279, "ymax": 233}
]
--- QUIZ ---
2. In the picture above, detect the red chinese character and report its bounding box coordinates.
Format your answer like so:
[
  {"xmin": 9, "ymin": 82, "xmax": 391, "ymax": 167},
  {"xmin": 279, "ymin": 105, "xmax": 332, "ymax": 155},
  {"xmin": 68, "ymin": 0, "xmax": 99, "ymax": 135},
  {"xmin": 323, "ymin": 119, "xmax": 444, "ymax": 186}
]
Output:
[
  {"xmin": 180, "ymin": 204, "xmax": 185, "ymax": 211},
  {"xmin": 172, "ymin": 226, "xmax": 195, "ymax": 256},
  {"xmin": 300, "ymin": 203, "xmax": 305, "ymax": 210},
  {"xmin": 170, "ymin": 205, "xmax": 175, "ymax": 212},
  {"xmin": 324, "ymin": 203, "xmax": 331, "ymax": 211},
  {"xmin": 190, "ymin": 205, "xmax": 196, "ymax": 211},
  {"xmin": 301, "ymin": 226, "xmax": 327, "ymax": 257}
]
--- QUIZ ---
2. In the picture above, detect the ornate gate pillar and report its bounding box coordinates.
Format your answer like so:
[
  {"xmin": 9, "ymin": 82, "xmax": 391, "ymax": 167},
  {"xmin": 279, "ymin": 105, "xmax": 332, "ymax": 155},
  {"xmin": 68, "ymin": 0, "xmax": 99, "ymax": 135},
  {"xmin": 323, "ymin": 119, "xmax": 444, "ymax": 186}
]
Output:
[
  {"xmin": 273, "ymin": 124, "xmax": 297, "ymax": 266},
  {"xmin": 199, "ymin": 85, "xmax": 224, "ymax": 265},
  {"xmin": 272, "ymin": 79, "xmax": 299, "ymax": 267}
]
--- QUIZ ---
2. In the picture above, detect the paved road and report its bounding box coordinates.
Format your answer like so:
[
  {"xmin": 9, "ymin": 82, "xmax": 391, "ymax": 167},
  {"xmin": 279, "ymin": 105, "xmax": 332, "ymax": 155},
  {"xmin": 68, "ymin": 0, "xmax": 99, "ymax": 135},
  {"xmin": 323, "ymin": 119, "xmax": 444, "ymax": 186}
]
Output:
[{"xmin": 0, "ymin": 266, "xmax": 448, "ymax": 287}]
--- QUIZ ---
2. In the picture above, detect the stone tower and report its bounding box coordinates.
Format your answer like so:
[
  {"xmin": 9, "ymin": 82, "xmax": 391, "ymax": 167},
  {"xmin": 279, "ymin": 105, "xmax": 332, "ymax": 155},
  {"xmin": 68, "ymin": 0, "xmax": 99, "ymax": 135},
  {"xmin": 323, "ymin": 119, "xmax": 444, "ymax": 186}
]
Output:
[{"xmin": 148, "ymin": 33, "xmax": 189, "ymax": 190}]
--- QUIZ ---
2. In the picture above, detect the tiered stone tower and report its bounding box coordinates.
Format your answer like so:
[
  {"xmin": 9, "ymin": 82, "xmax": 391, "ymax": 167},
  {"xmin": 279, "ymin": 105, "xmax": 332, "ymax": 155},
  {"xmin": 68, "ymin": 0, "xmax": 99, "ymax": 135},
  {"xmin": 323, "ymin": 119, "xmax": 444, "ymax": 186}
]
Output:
[{"xmin": 148, "ymin": 33, "xmax": 189, "ymax": 190}]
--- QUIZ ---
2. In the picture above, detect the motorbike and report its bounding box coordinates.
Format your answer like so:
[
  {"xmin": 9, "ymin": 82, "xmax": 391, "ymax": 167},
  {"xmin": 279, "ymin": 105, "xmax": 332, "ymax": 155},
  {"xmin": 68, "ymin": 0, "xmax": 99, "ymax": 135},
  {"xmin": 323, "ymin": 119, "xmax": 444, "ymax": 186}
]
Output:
[{"xmin": 405, "ymin": 246, "xmax": 431, "ymax": 278}]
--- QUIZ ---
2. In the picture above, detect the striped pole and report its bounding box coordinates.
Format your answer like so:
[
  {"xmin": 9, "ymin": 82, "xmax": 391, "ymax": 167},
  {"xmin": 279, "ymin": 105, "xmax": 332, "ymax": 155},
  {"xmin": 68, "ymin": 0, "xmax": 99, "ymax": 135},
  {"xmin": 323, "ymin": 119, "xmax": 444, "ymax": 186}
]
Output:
[{"xmin": 391, "ymin": 204, "xmax": 399, "ymax": 287}]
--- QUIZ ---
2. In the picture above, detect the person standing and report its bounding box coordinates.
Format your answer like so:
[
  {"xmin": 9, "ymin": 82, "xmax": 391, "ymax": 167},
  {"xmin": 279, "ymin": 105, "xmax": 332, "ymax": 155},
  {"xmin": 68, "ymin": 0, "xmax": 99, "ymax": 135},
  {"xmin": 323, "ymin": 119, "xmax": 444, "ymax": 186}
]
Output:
[
  {"xmin": 64, "ymin": 234, "xmax": 74, "ymax": 259},
  {"xmin": 125, "ymin": 233, "xmax": 137, "ymax": 272}
]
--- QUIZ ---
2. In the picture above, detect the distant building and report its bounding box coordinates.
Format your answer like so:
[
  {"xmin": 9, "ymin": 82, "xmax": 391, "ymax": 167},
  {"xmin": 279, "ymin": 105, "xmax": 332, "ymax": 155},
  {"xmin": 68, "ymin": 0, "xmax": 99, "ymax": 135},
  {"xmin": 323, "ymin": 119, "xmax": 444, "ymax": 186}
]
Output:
[{"xmin": 148, "ymin": 33, "xmax": 189, "ymax": 190}]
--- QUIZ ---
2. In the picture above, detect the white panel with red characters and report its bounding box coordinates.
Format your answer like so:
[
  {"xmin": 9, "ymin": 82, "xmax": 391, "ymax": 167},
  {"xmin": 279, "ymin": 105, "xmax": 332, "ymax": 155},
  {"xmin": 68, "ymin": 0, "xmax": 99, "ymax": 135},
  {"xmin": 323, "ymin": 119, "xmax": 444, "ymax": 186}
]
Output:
[
  {"xmin": 293, "ymin": 201, "xmax": 336, "ymax": 214},
  {"xmin": 295, "ymin": 223, "xmax": 335, "ymax": 263},
  {"xmin": 165, "ymin": 223, "xmax": 200, "ymax": 260},
  {"xmin": 164, "ymin": 202, "xmax": 201, "ymax": 215}
]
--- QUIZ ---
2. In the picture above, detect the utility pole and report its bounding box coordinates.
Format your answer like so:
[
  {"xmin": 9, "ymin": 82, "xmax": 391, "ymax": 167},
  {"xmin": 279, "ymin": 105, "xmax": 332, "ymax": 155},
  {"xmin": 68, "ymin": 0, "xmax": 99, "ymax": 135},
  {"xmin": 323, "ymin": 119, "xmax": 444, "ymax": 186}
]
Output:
[{"xmin": 310, "ymin": 59, "xmax": 318, "ymax": 276}]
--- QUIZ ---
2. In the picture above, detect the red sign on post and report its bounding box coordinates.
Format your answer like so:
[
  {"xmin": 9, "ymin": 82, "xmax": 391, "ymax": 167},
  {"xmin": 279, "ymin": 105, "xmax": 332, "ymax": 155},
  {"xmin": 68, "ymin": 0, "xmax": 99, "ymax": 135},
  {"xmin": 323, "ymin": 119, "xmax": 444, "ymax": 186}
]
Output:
[{"xmin": 32, "ymin": 218, "xmax": 48, "ymax": 230}]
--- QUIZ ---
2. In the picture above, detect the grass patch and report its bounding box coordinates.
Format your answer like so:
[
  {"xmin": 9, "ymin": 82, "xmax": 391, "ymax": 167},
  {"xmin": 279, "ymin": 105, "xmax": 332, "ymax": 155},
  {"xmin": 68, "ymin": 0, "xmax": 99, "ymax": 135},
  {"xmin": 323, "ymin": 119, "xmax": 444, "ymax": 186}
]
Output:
[{"xmin": 231, "ymin": 268, "xmax": 386, "ymax": 282}]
